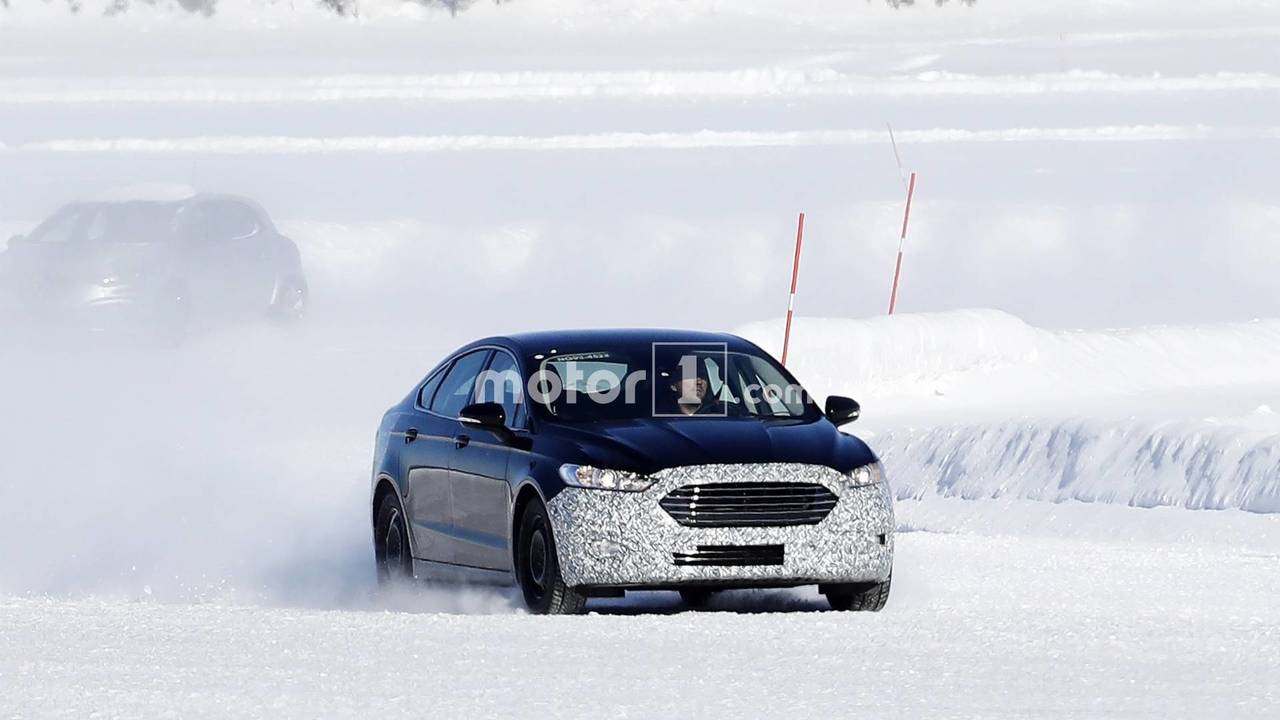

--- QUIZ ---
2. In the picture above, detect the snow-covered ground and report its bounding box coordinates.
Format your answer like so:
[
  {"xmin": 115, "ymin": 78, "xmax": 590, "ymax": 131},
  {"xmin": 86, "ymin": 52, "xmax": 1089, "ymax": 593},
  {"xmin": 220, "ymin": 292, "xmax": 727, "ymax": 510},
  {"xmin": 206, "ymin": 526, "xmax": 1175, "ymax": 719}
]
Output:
[
  {"xmin": 4, "ymin": 516, "xmax": 1279, "ymax": 719},
  {"xmin": 3, "ymin": 1, "xmax": 1280, "ymax": 717}
]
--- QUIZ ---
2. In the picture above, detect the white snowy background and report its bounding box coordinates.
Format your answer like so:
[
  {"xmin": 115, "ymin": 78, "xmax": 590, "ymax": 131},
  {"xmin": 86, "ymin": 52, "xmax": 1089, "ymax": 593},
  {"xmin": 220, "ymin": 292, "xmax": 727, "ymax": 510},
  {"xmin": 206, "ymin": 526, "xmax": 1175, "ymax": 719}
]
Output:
[{"xmin": 1, "ymin": 1, "xmax": 1279, "ymax": 717}]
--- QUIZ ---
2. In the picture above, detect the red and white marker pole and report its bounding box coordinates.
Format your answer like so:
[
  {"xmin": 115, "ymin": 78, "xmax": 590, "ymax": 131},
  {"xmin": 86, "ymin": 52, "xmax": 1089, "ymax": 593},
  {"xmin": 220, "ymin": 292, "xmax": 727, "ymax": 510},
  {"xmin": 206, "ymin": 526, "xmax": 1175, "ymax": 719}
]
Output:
[
  {"xmin": 781, "ymin": 212, "xmax": 805, "ymax": 367},
  {"xmin": 887, "ymin": 171, "xmax": 916, "ymax": 315}
]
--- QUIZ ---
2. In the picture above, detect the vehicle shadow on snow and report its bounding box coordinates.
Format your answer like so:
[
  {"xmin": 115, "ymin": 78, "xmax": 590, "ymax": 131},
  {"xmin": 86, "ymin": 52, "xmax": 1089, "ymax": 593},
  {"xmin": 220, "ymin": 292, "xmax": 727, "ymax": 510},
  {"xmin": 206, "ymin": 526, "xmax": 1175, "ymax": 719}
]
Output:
[
  {"xmin": 369, "ymin": 585, "xmax": 830, "ymax": 615},
  {"xmin": 588, "ymin": 588, "xmax": 830, "ymax": 615}
]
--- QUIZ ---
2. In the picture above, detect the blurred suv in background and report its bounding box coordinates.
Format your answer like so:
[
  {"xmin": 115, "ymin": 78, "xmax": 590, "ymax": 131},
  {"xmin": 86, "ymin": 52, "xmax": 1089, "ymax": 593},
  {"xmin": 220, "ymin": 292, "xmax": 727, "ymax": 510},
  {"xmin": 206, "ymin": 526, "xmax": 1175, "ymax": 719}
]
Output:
[{"xmin": 0, "ymin": 193, "xmax": 307, "ymax": 341}]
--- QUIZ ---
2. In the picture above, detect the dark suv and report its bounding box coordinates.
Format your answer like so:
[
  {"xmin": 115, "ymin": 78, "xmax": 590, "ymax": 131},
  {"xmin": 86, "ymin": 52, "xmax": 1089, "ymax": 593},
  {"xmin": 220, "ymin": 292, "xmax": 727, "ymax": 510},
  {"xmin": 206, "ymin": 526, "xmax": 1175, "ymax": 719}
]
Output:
[{"xmin": 0, "ymin": 194, "xmax": 307, "ymax": 339}]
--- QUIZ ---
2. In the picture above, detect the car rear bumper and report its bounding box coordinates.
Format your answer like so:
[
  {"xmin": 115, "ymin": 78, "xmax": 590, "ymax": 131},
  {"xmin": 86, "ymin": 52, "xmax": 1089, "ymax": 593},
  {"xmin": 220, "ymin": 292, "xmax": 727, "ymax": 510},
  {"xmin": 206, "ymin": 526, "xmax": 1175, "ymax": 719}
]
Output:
[{"xmin": 545, "ymin": 463, "xmax": 895, "ymax": 589}]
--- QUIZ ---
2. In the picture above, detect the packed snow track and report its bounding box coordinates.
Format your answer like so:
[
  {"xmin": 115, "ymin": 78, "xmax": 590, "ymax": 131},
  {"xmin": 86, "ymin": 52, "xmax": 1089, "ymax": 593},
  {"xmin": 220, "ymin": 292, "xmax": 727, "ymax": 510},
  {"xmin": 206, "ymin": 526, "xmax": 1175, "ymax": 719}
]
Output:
[{"xmin": 4, "ymin": 519, "xmax": 1278, "ymax": 719}]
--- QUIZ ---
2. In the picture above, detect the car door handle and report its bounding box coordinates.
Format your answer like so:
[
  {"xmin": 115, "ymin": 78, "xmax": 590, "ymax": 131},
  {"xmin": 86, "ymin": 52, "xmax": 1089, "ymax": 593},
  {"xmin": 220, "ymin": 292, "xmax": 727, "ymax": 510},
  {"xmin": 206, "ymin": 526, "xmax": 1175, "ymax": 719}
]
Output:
[
  {"xmin": 455, "ymin": 434, "xmax": 470, "ymax": 449},
  {"xmin": 404, "ymin": 428, "xmax": 419, "ymax": 444}
]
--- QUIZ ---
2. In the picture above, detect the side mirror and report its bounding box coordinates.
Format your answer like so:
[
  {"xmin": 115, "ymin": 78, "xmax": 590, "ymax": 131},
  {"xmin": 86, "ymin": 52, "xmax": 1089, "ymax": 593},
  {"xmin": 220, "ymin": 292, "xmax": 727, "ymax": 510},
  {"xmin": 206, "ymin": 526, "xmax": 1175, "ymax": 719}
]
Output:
[
  {"xmin": 459, "ymin": 401, "xmax": 507, "ymax": 430},
  {"xmin": 459, "ymin": 402, "xmax": 515, "ymax": 443},
  {"xmin": 7, "ymin": 235, "xmax": 25, "ymax": 251},
  {"xmin": 824, "ymin": 395, "xmax": 861, "ymax": 427}
]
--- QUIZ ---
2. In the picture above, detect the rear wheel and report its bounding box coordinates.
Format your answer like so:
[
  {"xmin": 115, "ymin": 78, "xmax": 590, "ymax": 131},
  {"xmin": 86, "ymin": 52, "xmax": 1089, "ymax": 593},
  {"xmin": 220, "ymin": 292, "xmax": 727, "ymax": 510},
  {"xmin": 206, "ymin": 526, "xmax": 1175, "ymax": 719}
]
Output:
[
  {"xmin": 374, "ymin": 493, "xmax": 413, "ymax": 588},
  {"xmin": 267, "ymin": 275, "xmax": 308, "ymax": 324},
  {"xmin": 515, "ymin": 499, "xmax": 585, "ymax": 615},
  {"xmin": 824, "ymin": 575, "xmax": 892, "ymax": 612}
]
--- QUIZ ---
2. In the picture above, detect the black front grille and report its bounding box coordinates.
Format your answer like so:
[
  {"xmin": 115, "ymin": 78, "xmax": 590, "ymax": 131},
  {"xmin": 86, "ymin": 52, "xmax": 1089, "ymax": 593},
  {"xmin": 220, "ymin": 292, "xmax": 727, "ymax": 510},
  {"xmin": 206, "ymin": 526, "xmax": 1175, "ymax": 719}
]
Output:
[
  {"xmin": 659, "ymin": 482, "xmax": 837, "ymax": 528},
  {"xmin": 672, "ymin": 544, "xmax": 784, "ymax": 567}
]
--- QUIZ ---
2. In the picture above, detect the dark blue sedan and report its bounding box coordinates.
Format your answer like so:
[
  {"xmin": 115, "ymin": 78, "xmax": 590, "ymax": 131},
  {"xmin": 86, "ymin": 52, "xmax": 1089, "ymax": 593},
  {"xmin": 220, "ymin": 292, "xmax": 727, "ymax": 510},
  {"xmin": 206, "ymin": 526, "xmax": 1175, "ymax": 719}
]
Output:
[{"xmin": 370, "ymin": 329, "xmax": 893, "ymax": 614}]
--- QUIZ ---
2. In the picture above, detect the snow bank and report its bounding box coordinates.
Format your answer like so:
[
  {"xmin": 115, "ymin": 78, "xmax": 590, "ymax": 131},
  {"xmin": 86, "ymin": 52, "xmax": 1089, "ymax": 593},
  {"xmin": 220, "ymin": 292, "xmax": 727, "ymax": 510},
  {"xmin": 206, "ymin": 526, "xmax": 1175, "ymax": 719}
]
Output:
[
  {"xmin": 880, "ymin": 417, "xmax": 1280, "ymax": 513},
  {"xmin": 740, "ymin": 309, "xmax": 1280, "ymax": 403},
  {"xmin": 739, "ymin": 310, "xmax": 1280, "ymax": 512},
  {"xmin": 740, "ymin": 309, "xmax": 1044, "ymax": 401}
]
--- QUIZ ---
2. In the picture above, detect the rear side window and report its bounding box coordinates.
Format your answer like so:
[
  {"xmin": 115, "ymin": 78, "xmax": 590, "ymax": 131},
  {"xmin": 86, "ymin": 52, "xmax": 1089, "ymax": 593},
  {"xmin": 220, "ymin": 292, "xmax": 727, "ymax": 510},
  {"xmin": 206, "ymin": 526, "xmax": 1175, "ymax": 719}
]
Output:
[
  {"xmin": 429, "ymin": 350, "xmax": 491, "ymax": 418},
  {"xmin": 215, "ymin": 202, "xmax": 259, "ymax": 239},
  {"xmin": 181, "ymin": 201, "xmax": 260, "ymax": 242},
  {"xmin": 417, "ymin": 371, "xmax": 445, "ymax": 409}
]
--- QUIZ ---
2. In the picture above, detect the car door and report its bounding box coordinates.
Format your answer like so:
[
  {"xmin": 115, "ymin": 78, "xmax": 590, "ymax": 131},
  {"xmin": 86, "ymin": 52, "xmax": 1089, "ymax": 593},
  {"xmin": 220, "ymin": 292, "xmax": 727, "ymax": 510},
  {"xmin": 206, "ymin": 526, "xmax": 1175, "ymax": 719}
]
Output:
[
  {"xmin": 416, "ymin": 349, "xmax": 493, "ymax": 564},
  {"xmin": 447, "ymin": 349, "xmax": 524, "ymax": 570},
  {"xmin": 399, "ymin": 350, "xmax": 489, "ymax": 564},
  {"xmin": 176, "ymin": 199, "xmax": 273, "ymax": 317}
]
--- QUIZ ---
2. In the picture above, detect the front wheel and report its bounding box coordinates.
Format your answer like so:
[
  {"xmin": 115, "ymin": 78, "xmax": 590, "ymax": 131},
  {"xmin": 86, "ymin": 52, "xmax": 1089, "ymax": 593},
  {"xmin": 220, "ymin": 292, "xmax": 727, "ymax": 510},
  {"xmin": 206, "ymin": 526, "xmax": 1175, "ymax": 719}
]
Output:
[
  {"xmin": 824, "ymin": 575, "xmax": 892, "ymax": 612},
  {"xmin": 267, "ymin": 274, "xmax": 308, "ymax": 325},
  {"xmin": 515, "ymin": 499, "xmax": 585, "ymax": 615},
  {"xmin": 374, "ymin": 493, "xmax": 413, "ymax": 588}
]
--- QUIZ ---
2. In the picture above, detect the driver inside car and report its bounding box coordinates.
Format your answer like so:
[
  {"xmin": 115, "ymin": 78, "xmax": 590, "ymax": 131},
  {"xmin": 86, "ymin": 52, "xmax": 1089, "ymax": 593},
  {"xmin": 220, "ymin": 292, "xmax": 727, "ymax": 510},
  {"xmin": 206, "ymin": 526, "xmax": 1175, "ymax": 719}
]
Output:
[{"xmin": 657, "ymin": 357, "xmax": 727, "ymax": 416}]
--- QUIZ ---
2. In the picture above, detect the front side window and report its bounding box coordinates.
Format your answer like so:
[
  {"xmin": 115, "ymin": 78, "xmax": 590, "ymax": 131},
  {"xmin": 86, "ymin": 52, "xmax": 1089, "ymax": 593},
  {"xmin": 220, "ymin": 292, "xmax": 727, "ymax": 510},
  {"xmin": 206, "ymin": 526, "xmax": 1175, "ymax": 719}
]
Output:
[
  {"xmin": 477, "ymin": 351, "xmax": 526, "ymax": 429},
  {"xmin": 28, "ymin": 203, "xmax": 176, "ymax": 245},
  {"xmin": 430, "ymin": 350, "xmax": 491, "ymax": 418},
  {"xmin": 27, "ymin": 207, "xmax": 82, "ymax": 244},
  {"xmin": 86, "ymin": 203, "xmax": 176, "ymax": 244}
]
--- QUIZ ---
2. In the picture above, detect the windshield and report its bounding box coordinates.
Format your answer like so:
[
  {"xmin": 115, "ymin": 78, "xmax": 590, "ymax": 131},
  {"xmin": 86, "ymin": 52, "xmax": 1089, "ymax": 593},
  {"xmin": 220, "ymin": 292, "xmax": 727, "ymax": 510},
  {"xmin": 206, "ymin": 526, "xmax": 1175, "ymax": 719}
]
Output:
[
  {"xmin": 27, "ymin": 203, "xmax": 177, "ymax": 245},
  {"xmin": 523, "ymin": 345, "xmax": 819, "ymax": 423}
]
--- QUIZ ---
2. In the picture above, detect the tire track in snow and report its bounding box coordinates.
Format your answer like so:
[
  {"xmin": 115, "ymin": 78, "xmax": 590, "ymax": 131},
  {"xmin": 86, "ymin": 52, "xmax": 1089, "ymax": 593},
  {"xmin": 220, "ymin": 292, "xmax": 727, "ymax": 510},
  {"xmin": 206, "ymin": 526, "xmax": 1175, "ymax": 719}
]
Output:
[
  {"xmin": 2, "ymin": 71, "xmax": 1279, "ymax": 104},
  {"xmin": 5, "ymin": 125, "xmax": 1276, "ymax": 155}
]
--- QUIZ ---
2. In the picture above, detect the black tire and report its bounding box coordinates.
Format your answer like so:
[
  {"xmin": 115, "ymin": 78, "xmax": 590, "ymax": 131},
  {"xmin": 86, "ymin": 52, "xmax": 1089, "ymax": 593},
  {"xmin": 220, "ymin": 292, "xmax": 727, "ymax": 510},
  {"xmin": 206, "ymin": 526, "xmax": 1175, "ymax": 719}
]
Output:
[
  {"xmin": 679, "ymin": 588, "xmax": 717, "ymax": 608},
  {"xmin": 267, "ymin": 275, "xmax": 308, "ymax": 325},
  {"xmin": 824, "ymin": 575, "xmax": 892, "ymax": 612},
  {"xmin": 374, "ymin": 493, "xmax": 413, "ymax": 588},
  {"xmin": 515, "ymin": 499, "xmax": 585, "ymax": 615}
]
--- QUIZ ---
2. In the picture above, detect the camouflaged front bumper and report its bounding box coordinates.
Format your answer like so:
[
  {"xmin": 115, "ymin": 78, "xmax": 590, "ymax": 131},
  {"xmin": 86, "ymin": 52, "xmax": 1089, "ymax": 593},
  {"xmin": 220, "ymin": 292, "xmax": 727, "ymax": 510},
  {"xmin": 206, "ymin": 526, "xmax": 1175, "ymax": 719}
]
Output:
[{"xmin": 545, "ymin": 463, "xmax": 894, "ymax": 588}]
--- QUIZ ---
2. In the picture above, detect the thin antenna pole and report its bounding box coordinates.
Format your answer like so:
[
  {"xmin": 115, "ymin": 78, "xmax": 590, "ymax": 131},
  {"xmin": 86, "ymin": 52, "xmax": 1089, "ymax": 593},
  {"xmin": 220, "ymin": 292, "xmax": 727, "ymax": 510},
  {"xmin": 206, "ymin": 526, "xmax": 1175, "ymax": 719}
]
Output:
[
  {"xmin": 887, "ymin": 122, "xmax": 908, "ymax": 192},
  {"xmin": 887, "ymin": 172, "xmax": 917, "ymax": 315},
  {"xmin": 781, "ymin": 212, "xmax": 805, "ymax": 366}
]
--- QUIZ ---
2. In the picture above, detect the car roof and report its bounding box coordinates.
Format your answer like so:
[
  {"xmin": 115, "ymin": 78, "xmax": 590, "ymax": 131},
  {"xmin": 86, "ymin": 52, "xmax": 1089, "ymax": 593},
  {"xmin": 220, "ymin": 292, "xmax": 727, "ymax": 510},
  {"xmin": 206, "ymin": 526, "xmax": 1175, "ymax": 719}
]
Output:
[
  {"xmin": 468, "ymin": 328, "xmax": 762, "ymax": 357},
  {"xmin": 89, "ymin": 183, "xmax": 195, "ymax": 204},
  {"xmin": 64, "ymin": 193, "xmax": 263, "ymax": 210},
  {"xmin": 55, "ymin": 194, "xmax": 273, "ymax": 229}
]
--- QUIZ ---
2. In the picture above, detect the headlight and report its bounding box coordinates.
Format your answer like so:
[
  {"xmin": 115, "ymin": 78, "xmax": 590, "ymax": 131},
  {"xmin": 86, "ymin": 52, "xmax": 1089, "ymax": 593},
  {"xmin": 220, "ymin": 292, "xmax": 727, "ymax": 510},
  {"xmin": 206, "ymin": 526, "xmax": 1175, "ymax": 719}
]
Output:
[
  {"xmin": 845, "ymin": 461, "xmax": 885, "ymax": 489},
  {"xmin": 559, "ymin": 464, "xmax": 654, "ymax": 492}
]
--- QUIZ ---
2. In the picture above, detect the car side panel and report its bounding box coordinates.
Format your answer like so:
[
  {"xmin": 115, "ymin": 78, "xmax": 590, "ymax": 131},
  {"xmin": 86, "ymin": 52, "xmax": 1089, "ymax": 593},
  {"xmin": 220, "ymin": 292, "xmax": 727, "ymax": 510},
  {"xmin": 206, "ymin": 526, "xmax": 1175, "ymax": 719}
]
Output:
[
  {"xmin": 394, "ymin": 410, "xmax": 457, "ymax": 564},
  {"xmin": 448, "ymin": 433, "xmax": 512, "ymax": 570}
]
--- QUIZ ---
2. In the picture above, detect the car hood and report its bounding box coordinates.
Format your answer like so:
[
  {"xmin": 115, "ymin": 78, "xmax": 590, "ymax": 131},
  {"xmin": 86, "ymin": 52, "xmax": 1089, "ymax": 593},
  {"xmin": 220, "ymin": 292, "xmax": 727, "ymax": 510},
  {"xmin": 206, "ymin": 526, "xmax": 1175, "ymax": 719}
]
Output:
[{"xmin": 545, "ymin": 415, "xmax": 877, "ymax": 476}]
